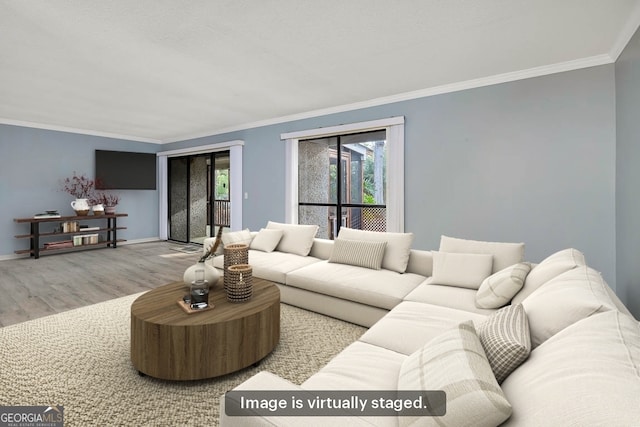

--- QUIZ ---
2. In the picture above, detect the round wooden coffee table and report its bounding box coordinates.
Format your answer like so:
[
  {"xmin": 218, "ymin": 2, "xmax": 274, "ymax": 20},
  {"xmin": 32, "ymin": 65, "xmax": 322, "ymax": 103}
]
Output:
[{"xmin": 130, "ymin": 277, "xmax": 280, "ymax": 380}]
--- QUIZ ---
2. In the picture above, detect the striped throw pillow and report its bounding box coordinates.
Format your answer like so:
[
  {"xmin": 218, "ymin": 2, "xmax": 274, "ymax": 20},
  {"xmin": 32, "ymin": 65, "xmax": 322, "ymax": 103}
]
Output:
[
  {"xmin": 328, "ymin": 238, "xmax": 387, "ymax": 270},
  {"xmin": 477, "ymin": 304, "xmax": 531, "ymax": 384},
  {"xmin": 398, "ymin": 321, "xmax": 512, "ymax": 427},
  {"xmin": 475, "ymin": 262, "xmax": 532, "ymax": 308}
]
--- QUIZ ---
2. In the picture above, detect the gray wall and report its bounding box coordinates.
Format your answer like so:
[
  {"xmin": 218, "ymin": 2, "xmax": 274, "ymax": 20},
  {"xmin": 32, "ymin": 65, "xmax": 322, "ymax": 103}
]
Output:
[
  {"xmin": 165, "ymin": 65, "xmax": 618, "ymax": 298},
  {"xmin": 1, "ymin": 62, "xmax": 627, "ymax": 314},
  {"xmin": 0, "ymin": 125, "xmax": 159, "ymax": 256},
  {"xmin": 616, "ymin": 26, "xmax": 640, "ymax": 318}
]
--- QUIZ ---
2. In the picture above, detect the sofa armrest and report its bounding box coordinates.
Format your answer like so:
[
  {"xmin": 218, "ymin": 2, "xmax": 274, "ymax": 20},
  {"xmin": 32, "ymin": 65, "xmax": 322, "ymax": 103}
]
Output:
[
  {"xmin": 406, "ymin": 249, "xmax": 433, "ymax": 277},
  {"xmin": 308, "ymin": 238, "xmax": 334, "ymax": 260}
]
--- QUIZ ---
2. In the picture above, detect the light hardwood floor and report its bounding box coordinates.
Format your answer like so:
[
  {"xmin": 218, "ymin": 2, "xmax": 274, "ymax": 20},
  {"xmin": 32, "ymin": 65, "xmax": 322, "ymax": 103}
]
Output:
[{"xmin": 0, "ymin": 241, "xmax": 202, "ymax": 327}]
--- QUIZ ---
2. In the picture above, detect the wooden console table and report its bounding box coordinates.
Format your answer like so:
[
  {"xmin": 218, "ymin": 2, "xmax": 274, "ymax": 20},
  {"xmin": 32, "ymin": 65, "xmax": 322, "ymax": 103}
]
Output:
[{"xmin": 14, "ymin": 213, "xmax": 127, "ymax": 259}]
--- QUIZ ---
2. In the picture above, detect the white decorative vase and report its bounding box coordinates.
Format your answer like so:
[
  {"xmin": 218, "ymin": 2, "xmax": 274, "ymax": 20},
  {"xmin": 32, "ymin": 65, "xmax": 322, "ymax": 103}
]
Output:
[
  {"xmin": 92, "ymin": 204, "xmax": 105, "ymax": 215},
  {"xmin": 70, "ymin": 198, "xmax": 90, "ymax": 216},
  {"xmin": 183, "ymin": 261, "xmax": 220, "ymax": 287}
]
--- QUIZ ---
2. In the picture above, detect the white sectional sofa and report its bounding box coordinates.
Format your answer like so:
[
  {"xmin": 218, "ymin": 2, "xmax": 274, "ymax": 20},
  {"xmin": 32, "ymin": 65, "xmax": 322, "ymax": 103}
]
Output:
[{"xmin": 204, "ymin": 223, "xmax": 640, "ymax": 426}]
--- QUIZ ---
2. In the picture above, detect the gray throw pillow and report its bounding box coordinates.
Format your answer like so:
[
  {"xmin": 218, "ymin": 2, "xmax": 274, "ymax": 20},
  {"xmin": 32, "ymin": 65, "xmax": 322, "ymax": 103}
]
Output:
[{"xmin": 477, "ymin": 304, "xmax": 531, "ymax": 383}]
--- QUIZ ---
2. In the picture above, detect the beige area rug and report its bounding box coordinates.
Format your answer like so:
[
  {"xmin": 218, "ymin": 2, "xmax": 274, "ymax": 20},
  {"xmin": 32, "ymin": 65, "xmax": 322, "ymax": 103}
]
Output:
[{"xmin": 0, "ymin": 294, "xmax": 366, "ymax": 426}]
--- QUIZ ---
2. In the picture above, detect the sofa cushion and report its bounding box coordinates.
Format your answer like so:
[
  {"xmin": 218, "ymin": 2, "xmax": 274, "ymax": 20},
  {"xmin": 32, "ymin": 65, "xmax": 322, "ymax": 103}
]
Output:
[
  {"xmin": 328, "ymin": 238, "xmax": 387, "ymax": 270},
  {"xmin": 221, "ymin": 228, "xmax": 253, "ymax": 246},
  {"xmin": 337, "ymin": 227, "xmax": 414, "ymax": 273},
  {"xmin": 212, "ymin": 249, "xmax": 322, "ymax": 283},
  {"xmin": 249, "ymin": 228, "xmax": 283, "ymax": 252},
  {"xmin": 511, "ymin": 248, "xmax": 585, "ymax": 305},
  {"xmin": 477, "ymin": 304, "xmax": 531, "ymax": 384},
  {"xmin": 359, "ymin": 301, "xmax": 488, "ymax": 355},
  {"xmin": 501, "ymin": 310, "xmax": 640, "ymax": 426},
  {"xmin": 475, "ymin": 262, "xmax": 532, "ymax": 309},
  {"xmin": 431, "ymin": 251, "xmax": 493, "ymax": 289},
  {"xmin": 301, "ymin": 341, "xmax": 405, "ymax": 390},
  {"xmin": 397, "ymin": 321, "xmax": 512, "ymax": 427},
  {"xmin": 403, "ymin": 279, "xmax": 497, "ymax": 315},
  {"xmin": 521, "ymin": 266, "xmax": 617, "ymax": 348},
  {"xmin": 286, "ymin": 261, "xmax": 425, "ymax": 310},
  {"xmin": 439, "ymin": 235, "xmax": 525, "ymax": 273},
  {"xmin": 266, "ymin": 221, "xmax": 319, "ymax": 256}
]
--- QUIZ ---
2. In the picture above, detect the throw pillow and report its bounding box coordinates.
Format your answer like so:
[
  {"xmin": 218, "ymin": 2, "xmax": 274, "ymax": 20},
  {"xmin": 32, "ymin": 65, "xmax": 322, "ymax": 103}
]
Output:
[
  {"xmin": 477, "ymin": 304, "xmax": 531, "ymax": 384},
  {"xmin": 511, "ymin": 248, "xmax": 585, "ymax": 306},
  {"xmin": 439, "ymin": 235, "xmax": 525, "ymax": 273},
  {"xmin": 337, "ymin": 227, "xmax": 414, "ymax": 273},
  {"xmin": 397, "ymin": 321, "xmax": 512, "ymax": 427},
  {"xmin": 431, "ymin": 251, "xmax": 493, "ymax": 289},
  {"xmin": 265, "ymin": 221, "xmax": 318, "ymax": 256},
  {"xmin": 328, "ymin": 239, "xmax": 387, "ymax": 270},
  {"xmin": 221, "ymin": 228, "xmax": 253, "ymax": 246},
  {"xmin": 475, "ymin": 262, "xmax": 532, "ymax": 309},
  {"xmin": 249, "ymin": 228, "xmax": 283, "ymax": 253}
]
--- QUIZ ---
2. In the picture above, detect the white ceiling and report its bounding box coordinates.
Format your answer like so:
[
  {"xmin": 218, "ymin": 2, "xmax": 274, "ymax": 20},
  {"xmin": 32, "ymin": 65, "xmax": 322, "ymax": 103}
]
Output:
[{"xmin": 1, "ymin": 0, "xmax": 639, "ymax": 143}]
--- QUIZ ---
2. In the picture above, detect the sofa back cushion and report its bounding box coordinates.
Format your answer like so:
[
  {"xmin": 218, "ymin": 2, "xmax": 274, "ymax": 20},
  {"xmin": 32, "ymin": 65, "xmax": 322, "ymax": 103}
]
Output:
[
  {"xmin": 439, "ymin": 235, "xmax": 525, "ymax": 273},
  {"xmin": 266, "ymin": 221, "xmax": 318, "ymax": 256},
  {"xmin": 221, "ymin": 228, "xmax": 253, "ymax": 246},
  {"xmin": 511, "ymin": 248, "xmax": 585, "ymax": 305},
  {"xmin": 431, "ymin": 251, "xmax": 493, "ymax": 289},
  {"xmin": 521, "ymin": 266, "xmax": 617, "ymax": 348},
  {"xmin": 338, "ymin": 227, "xmax": 414, "ymax": 273},
  {"xmin": 500, "ymin": 310, "xmax": 640, "ymax": 426},
  {"xmin": 249, "ymin": 228, "xmax": 283, "ymax": 252},
  {"xmin": 398, "ymin": 321, "xmax": 512, "ymax": 427}
]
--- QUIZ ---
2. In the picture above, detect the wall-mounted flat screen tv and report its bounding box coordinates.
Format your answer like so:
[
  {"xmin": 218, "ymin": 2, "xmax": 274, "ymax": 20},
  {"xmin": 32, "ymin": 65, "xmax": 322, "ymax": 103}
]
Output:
[{"xmin": 95, "ymin": 150, "xmax": 157, "ymax": 190}]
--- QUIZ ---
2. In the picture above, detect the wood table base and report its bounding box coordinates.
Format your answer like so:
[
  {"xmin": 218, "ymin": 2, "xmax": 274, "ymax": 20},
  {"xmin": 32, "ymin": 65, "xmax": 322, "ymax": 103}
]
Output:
[{"xmin": 130, "ymin": 278, "xmax": 280, "ymax": 381}]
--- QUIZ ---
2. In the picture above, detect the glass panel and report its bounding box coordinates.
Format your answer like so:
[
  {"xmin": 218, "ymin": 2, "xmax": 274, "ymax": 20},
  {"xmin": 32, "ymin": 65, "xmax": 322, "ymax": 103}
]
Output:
[
  {"xmin": 299, "ymin": 205, "xmax": 335, "ymax": 239},
  {"xmin": 215, "ymin": 154, "xmax": 230, "ymax": 201},
  {"xmin": 169, "ymin": 157, "xmax": 188, "ymax": 242},
  {"xmin": 189, "ymin": 155, "xmax": 209, "ymax": 243},
  {"xmin": 298, "ymin": 137, "xmax": 337, "ymax": 204},
  {"xmin": 342, "ymin": 138, "xmax": 386, "ymax": 205},
  {"xmin": 214, "ymin": 152, "xmax": 231, "ymax": 228},
  {"xmin": 298, "ymin": 137, "xmax": 337, "ymax": 236}
]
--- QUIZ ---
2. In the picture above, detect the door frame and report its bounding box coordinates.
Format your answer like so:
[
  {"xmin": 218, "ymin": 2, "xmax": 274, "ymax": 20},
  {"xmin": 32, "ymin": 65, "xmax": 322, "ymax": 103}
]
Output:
[{"xmin": 157, "ymin": 140, "xmax": 244, "ymax": 240}]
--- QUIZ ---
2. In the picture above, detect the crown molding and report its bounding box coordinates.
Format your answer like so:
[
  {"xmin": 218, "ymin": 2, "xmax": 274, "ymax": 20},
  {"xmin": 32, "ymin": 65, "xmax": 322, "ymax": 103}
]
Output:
[
  {"xmin": 1, "ymin": 53, "xmax": 619, "ymax": 145},
  {"xmin": 0, "ymin": 118, "xmax": 162, "ymax": 144},
  {"xmin": 167, "ymin": 54, "xmax": 614, "ymax": 144},
  {"xmin": 609, "ymin": 1, "xmax": 640, "ymax": 60}
]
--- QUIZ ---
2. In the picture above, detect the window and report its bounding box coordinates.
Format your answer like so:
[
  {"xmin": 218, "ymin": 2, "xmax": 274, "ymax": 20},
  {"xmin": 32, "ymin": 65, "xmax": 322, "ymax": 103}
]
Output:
[
  {"xmin": 282, "ymin": 117, "xmax": 405, "ymax": 233},
  {"xmin": 298, "ymin": 131, "xmax": 387, "ymax": 238}
]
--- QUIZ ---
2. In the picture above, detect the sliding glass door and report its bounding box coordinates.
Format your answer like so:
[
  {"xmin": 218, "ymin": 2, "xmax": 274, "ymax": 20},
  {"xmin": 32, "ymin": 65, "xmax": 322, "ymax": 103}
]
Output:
[{"xmin": 168, "ymin": 151, "xmax": 230, "ymax": 244}]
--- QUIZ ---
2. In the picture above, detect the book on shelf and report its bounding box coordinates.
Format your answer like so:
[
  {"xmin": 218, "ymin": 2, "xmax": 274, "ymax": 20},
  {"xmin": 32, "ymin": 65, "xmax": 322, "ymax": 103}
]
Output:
[
  {"xmin": 34, "ymin": 213, "xmax": 61, "ymax": 219},
  {"xmin": 79, "ymin": 226, "xmax": 100, "ymax": 231},
  {"xmin": 44, "ymin": 240, "xmax": 73, "ymax": 249}
]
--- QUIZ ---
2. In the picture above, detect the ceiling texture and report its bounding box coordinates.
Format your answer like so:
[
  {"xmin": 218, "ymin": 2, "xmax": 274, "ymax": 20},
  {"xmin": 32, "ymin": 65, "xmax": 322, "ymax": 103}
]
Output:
[{"xmin": 1, "ymin": 0, "xmax": 640, "ymax": 143}]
